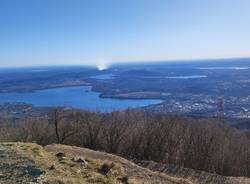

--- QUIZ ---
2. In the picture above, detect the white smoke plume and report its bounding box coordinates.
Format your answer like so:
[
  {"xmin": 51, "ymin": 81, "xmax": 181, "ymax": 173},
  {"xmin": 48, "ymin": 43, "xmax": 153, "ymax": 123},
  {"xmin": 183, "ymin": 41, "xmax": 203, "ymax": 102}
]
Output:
[{"xmin": 96, "ymin": 59, "xmax": 109, "ymax": 71}]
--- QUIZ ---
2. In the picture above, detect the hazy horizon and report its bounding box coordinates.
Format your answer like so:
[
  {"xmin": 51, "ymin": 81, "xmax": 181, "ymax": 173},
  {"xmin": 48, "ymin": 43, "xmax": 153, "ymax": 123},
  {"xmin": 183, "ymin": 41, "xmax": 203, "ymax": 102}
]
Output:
[
  {"xmin": 1, "ymin": 56, "xmax": 250, "ymax": 70},
  {"xmin": 1, "ymin": 0, "xmax": 250, "ymax": 68}
]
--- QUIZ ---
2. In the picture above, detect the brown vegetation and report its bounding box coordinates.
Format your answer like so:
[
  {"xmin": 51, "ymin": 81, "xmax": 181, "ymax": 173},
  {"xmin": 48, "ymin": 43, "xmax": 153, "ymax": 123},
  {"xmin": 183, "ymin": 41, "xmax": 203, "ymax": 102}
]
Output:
[{"xmin": 0, "ymin": 108, "xmax": 250, "ymax": 177}]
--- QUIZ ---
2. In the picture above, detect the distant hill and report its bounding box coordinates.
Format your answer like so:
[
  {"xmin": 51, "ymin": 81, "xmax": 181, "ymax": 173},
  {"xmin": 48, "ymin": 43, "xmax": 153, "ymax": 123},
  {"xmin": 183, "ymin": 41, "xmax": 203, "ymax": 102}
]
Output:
[{"xmin": 0, "ymin": 143, "xmax": 249, "ymax": 184}]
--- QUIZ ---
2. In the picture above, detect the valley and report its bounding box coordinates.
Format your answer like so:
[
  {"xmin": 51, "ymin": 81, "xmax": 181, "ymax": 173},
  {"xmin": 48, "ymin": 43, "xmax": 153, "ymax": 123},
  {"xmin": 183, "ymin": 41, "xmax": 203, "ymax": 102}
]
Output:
[{"xmin": 1, "ymin": 58, "xmax": 250, "ymax": 120}]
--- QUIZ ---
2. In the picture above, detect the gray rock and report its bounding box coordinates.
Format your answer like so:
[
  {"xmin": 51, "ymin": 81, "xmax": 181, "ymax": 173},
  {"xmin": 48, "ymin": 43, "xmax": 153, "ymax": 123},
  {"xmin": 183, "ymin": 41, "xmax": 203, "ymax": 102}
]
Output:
[{"xmin": 71, "ymin": 157, "xmax": 88, "ymax": 165}]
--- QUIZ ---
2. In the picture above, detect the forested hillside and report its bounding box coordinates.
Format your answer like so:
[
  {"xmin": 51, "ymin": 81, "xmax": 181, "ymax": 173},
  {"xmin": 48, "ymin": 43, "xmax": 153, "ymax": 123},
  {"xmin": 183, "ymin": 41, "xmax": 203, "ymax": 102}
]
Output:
[{"xmin": 0, "ymin": 108, "xmax": 250, "ymax": 177}]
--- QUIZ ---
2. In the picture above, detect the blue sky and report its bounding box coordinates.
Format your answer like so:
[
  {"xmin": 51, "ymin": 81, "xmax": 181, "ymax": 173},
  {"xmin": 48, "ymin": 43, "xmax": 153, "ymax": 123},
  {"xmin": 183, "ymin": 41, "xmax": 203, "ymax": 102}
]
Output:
[{"xmin": 0, "ymin": 0, "xmax": 250, "ymax": 67}]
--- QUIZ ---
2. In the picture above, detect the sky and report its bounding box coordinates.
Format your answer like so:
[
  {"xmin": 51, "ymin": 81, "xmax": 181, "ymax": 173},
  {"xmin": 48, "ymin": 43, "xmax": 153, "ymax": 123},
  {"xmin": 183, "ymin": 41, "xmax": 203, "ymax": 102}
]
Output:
[{"xmin": 0, "ymin": 0, "xmax": 250, "ymax": 68}]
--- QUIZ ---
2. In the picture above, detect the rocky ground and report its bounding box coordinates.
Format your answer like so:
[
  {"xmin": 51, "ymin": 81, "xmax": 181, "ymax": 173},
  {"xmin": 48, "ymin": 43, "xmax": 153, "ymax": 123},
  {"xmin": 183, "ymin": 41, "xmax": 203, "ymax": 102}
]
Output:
[{"xmin": 0, "ymin": 143, "xmax": 249, "ymax": 184}]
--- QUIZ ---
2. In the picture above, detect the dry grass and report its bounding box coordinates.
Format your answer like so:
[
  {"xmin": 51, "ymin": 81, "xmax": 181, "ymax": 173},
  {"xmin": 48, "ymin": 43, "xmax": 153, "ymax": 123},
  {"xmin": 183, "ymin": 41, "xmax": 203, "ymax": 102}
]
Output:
[
  {"xmin": 1, "ymin": 143, "xmax": 249, "ymax": 184},
  {"xmin": 3, "ymin": 143, "xmax": 156, "ymax": 183}
]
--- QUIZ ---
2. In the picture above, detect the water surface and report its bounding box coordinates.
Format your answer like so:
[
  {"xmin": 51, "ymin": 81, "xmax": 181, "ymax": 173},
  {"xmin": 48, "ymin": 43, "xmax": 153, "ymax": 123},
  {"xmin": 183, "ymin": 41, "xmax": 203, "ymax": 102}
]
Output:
[
  {"xmin": 197, "ymin": 67, "xmax": 250, "ymax": 70},
  {"xmin": 166, "ymin": 75, "xmax": 207, "ymax": 79},
  {"xmin": 0, "ymin": 86, "xmax": 162, "ymax": 111},
  {"xmin": 90, "ymin": 74, "xmax": 114, "ymax": 80}
]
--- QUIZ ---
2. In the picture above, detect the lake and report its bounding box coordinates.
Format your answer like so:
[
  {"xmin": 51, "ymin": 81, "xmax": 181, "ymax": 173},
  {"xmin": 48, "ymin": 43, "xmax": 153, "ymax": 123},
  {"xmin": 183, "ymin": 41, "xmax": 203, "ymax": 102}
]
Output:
[
  {"xmin": 0, "ymin": 86, "xmax": 163, "ymax": 111},
  {"xmin": 166, "ymin": 75, "xmax": 207, "ymax": 79},
  {"xmin": 90, "ymin": 74, "xmax": 114, "ymax": 80},
  {"xmin": 197, "ymin": 67, "xmax": 250, "ymax": 70}
]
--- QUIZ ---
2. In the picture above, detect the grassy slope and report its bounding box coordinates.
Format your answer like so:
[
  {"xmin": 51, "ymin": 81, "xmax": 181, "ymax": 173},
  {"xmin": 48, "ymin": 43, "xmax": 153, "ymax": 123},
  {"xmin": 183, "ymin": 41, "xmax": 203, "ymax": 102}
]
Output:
[{"xmin": 0, "ymin": 143, "xmax": 249, "ymax": 184}]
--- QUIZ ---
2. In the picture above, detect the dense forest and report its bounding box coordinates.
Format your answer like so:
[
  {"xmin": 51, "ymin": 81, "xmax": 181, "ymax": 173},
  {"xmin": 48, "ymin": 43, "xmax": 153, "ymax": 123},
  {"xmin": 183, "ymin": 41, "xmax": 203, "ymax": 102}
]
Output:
[{"xmin": 0, "ymin": 108, "xmax": 250, "ymax": 177}]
